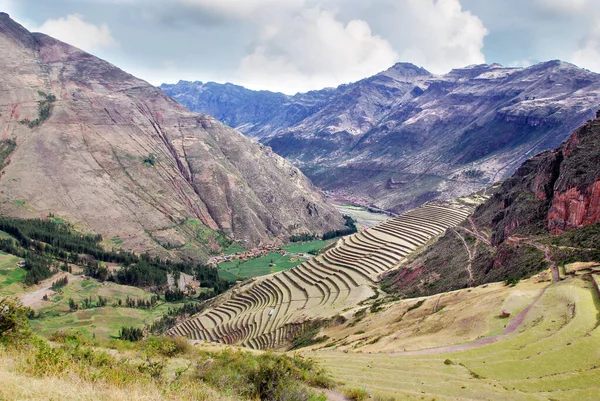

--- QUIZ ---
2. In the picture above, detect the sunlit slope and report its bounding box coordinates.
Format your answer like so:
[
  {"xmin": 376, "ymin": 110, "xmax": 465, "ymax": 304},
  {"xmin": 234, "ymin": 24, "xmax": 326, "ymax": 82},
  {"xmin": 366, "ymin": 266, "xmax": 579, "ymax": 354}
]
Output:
[
  {"xmin": 311, "ymin": 277, "xmax": 600, "ymax": 400},
  {"xmin": 169, "ymin": 200, "xmax": 480, "ymax": 349}
]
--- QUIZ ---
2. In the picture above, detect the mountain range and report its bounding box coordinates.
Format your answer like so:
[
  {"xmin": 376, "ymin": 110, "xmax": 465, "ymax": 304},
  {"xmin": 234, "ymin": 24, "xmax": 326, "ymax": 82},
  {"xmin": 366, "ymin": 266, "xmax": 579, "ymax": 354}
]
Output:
[
  {"xmin": 162, "ymin": 61, "xmax": 600, "ymax": 212},
  {"xmin": 0, "ymin": 13, "xmax": 344, "ymax": 261}
]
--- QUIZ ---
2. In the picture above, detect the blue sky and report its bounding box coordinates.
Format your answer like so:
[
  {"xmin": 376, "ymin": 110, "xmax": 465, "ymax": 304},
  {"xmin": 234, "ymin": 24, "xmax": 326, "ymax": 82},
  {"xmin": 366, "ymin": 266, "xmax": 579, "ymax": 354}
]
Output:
[{"xmin": 2, "ymin": 0, "xmax": 599, "ymax": 94}]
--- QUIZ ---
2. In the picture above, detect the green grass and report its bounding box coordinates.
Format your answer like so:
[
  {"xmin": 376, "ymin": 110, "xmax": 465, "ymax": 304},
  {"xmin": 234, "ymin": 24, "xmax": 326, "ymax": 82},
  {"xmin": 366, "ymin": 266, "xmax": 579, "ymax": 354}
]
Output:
[
  {"xmin": 311, "ymin": 278, "xmax": 600, "ymax": 400},
  {"xmin": 281, "ymin": 239, "xmax": 334, "ymax": 255},
  {"xmin": 0, "ymin": 253, "xmax": 26, "ymax": 296},
  {"xmin": 218, "ymin": 252, "xmax": 306, "ymax": 281},
  {"xmin": 31, "ymin": 279, "xmax": 183, "ymax": 339}
]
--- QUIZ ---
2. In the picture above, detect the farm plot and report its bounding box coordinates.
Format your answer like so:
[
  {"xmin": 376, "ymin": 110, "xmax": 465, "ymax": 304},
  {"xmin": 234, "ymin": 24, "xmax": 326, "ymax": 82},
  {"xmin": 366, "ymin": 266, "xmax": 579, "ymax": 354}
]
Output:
[
  {"xmin": 218, "ymin": 253, "xmax": 307, "ymax": 281},
  {"xmin": 310, "ymin": 278, "xmax": 600, "ymax": 400},
  {"xmin": 169, "ymin": 200, "xmax": 478, "ymax": 349}
]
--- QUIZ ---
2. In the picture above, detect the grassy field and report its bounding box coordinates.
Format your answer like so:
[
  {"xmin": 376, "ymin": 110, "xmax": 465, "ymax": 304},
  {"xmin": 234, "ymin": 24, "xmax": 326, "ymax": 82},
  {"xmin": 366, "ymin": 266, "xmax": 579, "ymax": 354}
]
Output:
[
  {"xmin": 0, "ymin": 252, "xmax": 25, "ymax": 296},
  {"xmin": 281, "ymin": 239, "xmax": 334, "ymax": 254},
  {"xmin": 308, "ymin": 277, "xmax": 600, "ymax": 400},
  {"xmin": 30, "ymin": 279, "xmax": 185, "ymax": 339},
  {"xmin": 217, "ymin": 252, "xmax": 306, "ymax": 281}
]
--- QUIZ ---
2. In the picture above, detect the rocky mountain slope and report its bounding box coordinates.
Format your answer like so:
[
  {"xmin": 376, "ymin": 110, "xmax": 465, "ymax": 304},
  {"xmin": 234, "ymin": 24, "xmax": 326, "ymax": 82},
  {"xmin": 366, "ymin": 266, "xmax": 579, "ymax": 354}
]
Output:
[
  {"xmin": 383, "ymin": 115, "xmax": 600, "ymax": 297},
  {"xmin": 0, "ymin": 13, "xmax": 344, "ymax": 261},
  {"xmin": 162, "ymin": 62, "xmax": 600, "ymax": 212}
]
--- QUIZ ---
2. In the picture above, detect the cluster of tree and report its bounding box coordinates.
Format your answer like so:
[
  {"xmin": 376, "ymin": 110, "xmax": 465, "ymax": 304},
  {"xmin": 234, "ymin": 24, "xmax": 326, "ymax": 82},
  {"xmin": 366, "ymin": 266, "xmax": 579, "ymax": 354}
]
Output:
[
  {"xmin": 322, "ymin": 215, "xmax": 357, "ymax": 240},
  {"xmin": 0, "ymin": 216, "xmax": 232, "ymax": 293},
  {"xmin": 0, "ymin": 137, "xmax": 16, "ymax": 170},
  {"xmin": 20, "ymin": 91, "xmax": 56, "ymax": 128},
  {"xmin": 164, "ymin": 289, "xmax": 185, "ymax": 302},
  {"xmin": 68, "ymin": 296, "xmax": 108, "ymax": 311},
  {"xmin": 289, "ymin": 233, "xmax": 317, "ymax": 243},
  {"xmin": 50, "ymin": 276, "xmax": 68, "ymax": 291},
  {"xmin": 119, "ymin": 326, "xmax": 143, "ymax": 342},
  {"xmin": 463, "ymin": 169, "xmax": 485, "ymax": 179},
  {"xmin": 120, "ymin": 295, "xmax": 158, "ymax": 309}
]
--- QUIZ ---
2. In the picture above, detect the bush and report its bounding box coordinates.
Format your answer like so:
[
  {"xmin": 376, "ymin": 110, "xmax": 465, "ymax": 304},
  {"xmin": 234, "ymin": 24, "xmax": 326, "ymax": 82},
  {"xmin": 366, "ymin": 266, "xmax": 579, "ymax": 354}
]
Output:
[
  {"xmin": 0, "ymin": 297, "xmax": 32, "ymax": 343},
  {"xmin": 142, "ymin": 336, "xmax": 190, "ymax": 357},
  {"xmin": 196, "ymin": 349, "xmax": 333, "ymax": 400},
  {"xmin": 343, "ymin": 387, "xmax": 370, "ymax": 401}
]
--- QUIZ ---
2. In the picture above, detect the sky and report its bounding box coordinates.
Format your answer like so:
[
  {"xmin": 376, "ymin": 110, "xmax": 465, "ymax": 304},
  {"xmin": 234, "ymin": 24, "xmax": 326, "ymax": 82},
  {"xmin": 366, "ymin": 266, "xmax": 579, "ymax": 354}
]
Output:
[{"xmin": 1, "ymin": 0, "xmax": 600, "ymax": 94}]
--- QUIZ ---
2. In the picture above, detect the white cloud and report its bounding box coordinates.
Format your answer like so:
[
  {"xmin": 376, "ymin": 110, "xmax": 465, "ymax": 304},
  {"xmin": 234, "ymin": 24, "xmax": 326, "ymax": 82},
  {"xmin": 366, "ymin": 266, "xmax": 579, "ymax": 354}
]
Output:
[
  {"xmin": 36, "ymin": 14, "xmax": 118, "ymax": 52},
  {"xmin": 536, "ymin": 0, "xmax": 591, "ymax": 15},
  {"xmin": 235, "ymin": 7, "xmax": 398, "ymax": 94},
  {"xmin": 377, "ymin": 0, "xmax": 488, "ymax": 74},
  {"xmin": 177, "ymin": 0, "xmax": 305, "ymax": 20},
  {"xmin": 570, "ymin": 22, "xmax": 600, "ymax": 72}
]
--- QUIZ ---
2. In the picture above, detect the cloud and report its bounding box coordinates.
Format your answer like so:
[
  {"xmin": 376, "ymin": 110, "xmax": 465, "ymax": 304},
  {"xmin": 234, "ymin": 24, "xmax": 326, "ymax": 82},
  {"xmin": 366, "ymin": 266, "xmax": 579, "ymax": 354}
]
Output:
[
  {"xmin": 535, "ymin": 0, "xmax": 591, "ymax": 15},
  {"xmin": 570, "ymin": 21, "xmax": 600, "ymax": 72},
  {"xmin": 235, "ymin": 7, "xmax": 398, "ymax": 94},
  {"xmin": 363, "ymin": 0, "xmax": 488, "ymax": 74},
  {"xmin": 36, "ymin": 14, "xmax": 118, "ymax": 52},
  {"xmin": 176, "ymin": 0, "xmax": 305, "ymax": 20}
]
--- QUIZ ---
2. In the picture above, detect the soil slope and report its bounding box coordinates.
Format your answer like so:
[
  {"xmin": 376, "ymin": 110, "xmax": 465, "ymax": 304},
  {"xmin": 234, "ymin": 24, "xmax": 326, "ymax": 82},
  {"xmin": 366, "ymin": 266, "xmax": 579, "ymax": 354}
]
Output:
[{"xmin": 0, "ymin": 14, "xmax": 344, "ymax": 261}]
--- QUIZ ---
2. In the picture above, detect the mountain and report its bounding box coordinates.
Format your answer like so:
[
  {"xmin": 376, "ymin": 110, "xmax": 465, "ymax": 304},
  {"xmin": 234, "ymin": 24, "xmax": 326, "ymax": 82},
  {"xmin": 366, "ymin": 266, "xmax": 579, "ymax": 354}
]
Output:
[
  {"xmin": 161, "ymin": 62, "xmax": 600, "ymax": 212},
  {"xmin": 383, "ymin": 114, "xmax": 600, "ymax": 297},
  {"xmin": 0, "ymin": 13, "xmax": 345, "ymax": 261}
]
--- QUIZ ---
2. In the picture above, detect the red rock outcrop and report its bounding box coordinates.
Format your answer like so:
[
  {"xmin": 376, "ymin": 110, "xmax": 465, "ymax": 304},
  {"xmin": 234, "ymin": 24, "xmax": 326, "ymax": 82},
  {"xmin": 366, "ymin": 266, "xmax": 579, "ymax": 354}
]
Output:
[{"xmin": 548, "ymin": 180, "xmax": 600, "ymax": 233}]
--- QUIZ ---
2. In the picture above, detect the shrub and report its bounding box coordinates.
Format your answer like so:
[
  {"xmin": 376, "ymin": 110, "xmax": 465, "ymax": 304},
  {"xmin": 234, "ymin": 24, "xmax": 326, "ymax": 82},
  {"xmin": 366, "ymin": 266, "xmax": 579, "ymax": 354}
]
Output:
[
  {"xmin": 142, "ymin": 336, "xmax": 190, "ymax": 357},
  {"xmin": 0, "ymin": 297, "xmax": 32, "ymax": 343},
  {"xmin": 196, "ymin": 349, "xmax": 333, "ymax": 399},
  {"xmin": 343, "ymin": 387, "xmax": 370, "ymax": 401}
]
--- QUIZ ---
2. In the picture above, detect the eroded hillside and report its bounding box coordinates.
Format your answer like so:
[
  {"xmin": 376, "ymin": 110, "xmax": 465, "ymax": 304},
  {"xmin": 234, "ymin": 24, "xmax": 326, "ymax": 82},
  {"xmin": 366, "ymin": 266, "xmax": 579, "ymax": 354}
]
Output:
[{"xmin": 0, "ymin": 13, "xmax": 344, "ymax": 261}]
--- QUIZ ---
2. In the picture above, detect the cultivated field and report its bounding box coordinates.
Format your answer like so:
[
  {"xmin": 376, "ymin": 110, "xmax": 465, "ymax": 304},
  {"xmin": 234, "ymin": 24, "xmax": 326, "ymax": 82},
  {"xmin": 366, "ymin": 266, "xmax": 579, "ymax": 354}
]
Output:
[
  {"xmin": 217, "ymin": 252, "xmax": 307, "ymax": 282},
  {"xmin": 0, "ymin": 252, "xmax": 25, "ymax": 297},
  {"xmin": 26, "ymin": 278, "xmax": 184, "ymax": 339},
  {"xmin": 169, "ymin": 200, "xmax": 480, "ymax": 349},
  {"xmin": 309, "ymin": 277, "xmax": 600, "ymax": 400}
]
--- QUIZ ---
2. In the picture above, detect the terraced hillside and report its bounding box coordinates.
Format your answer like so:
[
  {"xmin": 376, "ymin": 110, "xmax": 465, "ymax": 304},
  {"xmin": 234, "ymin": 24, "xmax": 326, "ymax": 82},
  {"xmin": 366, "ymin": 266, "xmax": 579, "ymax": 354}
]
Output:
[{"xmin": 168, "ymin": 200, "xmax": 481, "ymax": 349}]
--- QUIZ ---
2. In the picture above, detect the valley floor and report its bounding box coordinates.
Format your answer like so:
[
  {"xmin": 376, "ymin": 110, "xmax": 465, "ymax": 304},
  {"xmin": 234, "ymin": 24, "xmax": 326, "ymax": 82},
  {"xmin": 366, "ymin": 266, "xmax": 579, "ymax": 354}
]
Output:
[{"xmin": 306, "ymin": 275, "xmax": 600, "ymax": 400}]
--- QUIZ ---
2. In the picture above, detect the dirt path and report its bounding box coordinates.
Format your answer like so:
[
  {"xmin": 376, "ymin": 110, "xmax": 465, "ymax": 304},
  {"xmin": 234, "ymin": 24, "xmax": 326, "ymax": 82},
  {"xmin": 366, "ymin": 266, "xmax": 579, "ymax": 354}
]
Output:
[
  {"xmin": 451, "ymin": 229, "xmax": 474, "ymax": 284},
  {"xmin": 19, "ymin": 272, "xmax": 81, "ymax": 308},
  {"xmin": 508, "ymin": 236, "xmax": 559, "ymax": 282},
  {"xmin": 389, "ymin": 283, "xmax": 551, "ymax": 356}
]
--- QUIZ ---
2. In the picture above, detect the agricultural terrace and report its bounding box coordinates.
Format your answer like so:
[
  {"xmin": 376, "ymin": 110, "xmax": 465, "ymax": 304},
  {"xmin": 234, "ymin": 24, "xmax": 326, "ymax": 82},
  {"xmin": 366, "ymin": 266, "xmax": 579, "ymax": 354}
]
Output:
[
  {"xmin": 168, "ymin": 200, "xmax": 479, "ymax": 349},
  {"xmin": 310, "ymin": 276, "xmax": 600, "ymax": 400}
]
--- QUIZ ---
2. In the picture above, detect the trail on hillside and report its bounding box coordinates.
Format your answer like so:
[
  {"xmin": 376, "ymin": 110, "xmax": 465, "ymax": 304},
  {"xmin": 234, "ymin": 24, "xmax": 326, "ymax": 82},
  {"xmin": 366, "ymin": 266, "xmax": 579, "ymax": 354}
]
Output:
[
  {"xmin": 451, "ymin": 228, "xmax": 474, "ymax": 285},
  {"xmin": 508, "ymin": 236, "xmax": 559, "ymax": 282},
  {"xmin": 388, "ymin": 283, "xmax": 551, "ymax": 356}
]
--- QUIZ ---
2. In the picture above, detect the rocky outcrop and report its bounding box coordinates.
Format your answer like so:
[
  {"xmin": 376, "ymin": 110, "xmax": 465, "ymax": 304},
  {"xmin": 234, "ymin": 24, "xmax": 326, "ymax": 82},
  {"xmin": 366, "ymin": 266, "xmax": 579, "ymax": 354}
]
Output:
[
  {"xmin": 548, "ymin": 182, "xmax": 600, "ymax": 232},
  {"xmin": 162, "ymin": 62, "xmax": 600, "ymax": 213},
  {"xmin": 383, "ymin": 115, "xmax": 600, "ymax": 297},
  {"xmin": 0, "ymin": 13, "xmax": 345, "ymax": 261}
]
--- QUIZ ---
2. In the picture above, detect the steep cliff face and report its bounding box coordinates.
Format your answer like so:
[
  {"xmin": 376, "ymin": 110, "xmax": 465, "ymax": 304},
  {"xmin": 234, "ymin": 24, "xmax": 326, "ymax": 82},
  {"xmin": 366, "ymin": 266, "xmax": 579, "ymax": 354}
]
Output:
[
  {"xmin": 0, "ymin": 14, "xmax": 344, "ymax": 260},
  {"xmin": 163, "ymin": 62, "xmax": 600, "ymax": 213},
  {"xmin": 383, "ymin": 116, "xmax": 600, "ymax": 297}
]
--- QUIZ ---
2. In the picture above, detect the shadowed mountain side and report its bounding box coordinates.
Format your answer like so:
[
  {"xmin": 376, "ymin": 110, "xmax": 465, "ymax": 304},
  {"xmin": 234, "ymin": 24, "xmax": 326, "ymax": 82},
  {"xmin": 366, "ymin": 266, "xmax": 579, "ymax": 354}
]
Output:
[{"xmin": 0, "ymin": 13, "xmax": 345, "ymax": 261}]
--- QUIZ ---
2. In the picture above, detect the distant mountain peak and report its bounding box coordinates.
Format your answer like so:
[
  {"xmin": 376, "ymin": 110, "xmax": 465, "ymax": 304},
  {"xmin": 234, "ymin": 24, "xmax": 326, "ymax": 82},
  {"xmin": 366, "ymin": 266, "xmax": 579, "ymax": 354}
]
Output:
[{"xmin": 380, "ymin": 62, "xmax": 432, "ymax": 80}]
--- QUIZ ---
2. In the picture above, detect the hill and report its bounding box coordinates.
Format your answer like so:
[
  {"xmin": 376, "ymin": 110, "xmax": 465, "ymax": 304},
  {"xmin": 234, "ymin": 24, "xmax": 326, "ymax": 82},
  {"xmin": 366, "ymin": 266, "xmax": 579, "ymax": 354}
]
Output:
[
  {"xmin": 0, "ymin": 13, "xmax": 344, "ymax": 262},
  {"xmin": 168, "ymin": 197, "xmax": 483, "ymax": 349},
  {"xmin": 383, "ymin": 113, "xmax": 600, "ymax": 297},
  {"xmin": 162, "ymin": 62, "xmax": 600, "ymax": 212}
]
